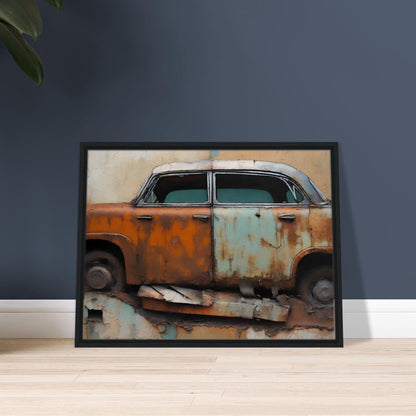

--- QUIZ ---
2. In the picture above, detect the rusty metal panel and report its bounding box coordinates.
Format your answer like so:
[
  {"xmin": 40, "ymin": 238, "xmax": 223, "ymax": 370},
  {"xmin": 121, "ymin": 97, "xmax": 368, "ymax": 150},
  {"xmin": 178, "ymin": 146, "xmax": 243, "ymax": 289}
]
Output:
[
  {"xmin": 253, "ymin": 297, "xmax": 289, "ymax": 322},
  {"xmin": 213, "ymin": 207, "xmax": 280, "ymax": 284},
  {"xmin": 213, "ymin": 206, "xmax": 311, "ymax": 289},
  {"xmin": 138, "ymin": 285, "xmax": 289, "ymax": 322},
  {"xmin": 284, "ymin": 296, "xmax": 334, "ymax": 330},
  {"xmin": 135, "ymin": 207, "xmax": 212, "ymax": 287},
  {"xmin": 274, "ymin": 206, "xmax": 312, "ymax": 279},
  {"xmin": 309, "ymin": 206, "xmax": 333, "ymax": 247},
  {"xmin": 86, "ymin": 203, "xmax": 139, "ymax": 241},
  {"xmin": 86, "ymin": 203, "xmax": 141, "ymax": 285},
  {"xmin": 86, "ymin": 204, "xmax": 212, "ymax": 287},
  {"xmin": 138, "ymin": 285, "xmax": 213, "ymax": 306},
  {"xmin": 86, "ymin": 232, "xmax": 138, "ymax": 286}
]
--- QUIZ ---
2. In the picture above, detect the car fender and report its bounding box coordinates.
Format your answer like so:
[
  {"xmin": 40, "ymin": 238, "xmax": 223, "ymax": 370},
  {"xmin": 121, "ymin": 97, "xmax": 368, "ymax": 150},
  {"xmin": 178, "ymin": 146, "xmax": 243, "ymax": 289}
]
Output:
[
  {"xmin": 290, "ymin": 246, "xmax": 333, "ymax": 281},
  {"xmin": 86, "ymin": 232, "xmax": 138, "ymax": 285}
]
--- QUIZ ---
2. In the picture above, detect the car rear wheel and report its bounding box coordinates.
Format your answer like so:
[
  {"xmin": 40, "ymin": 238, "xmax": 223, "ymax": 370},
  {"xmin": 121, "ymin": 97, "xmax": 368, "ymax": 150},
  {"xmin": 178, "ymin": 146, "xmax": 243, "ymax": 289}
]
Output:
[
  {"xmin": 85, "ymin": 250, "xmax": 125, "ymax": 292},
  {"xmin": 297, "ymin": 265, "xmax": 334, "ymax": 307}
]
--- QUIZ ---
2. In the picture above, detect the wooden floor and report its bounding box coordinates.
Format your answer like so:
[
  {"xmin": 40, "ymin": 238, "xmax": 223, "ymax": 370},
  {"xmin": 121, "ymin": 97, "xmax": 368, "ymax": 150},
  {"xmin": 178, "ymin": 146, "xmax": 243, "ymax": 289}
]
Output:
[{"xmin": 0, "ymin": 339, "xmax": 415, "ymax": 415}]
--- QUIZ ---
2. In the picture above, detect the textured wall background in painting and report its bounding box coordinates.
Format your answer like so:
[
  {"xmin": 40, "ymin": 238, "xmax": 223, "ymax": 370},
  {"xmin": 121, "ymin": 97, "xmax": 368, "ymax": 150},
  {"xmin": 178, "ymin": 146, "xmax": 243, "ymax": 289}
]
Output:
[{"xmin": 87, "ymin": 150, "xmax": 331, "ymax": 204}]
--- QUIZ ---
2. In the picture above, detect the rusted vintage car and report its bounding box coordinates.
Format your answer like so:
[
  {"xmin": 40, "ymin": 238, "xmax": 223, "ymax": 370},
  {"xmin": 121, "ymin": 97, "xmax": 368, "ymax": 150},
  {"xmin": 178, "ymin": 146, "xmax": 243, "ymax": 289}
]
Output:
[{"xmin": 85, "ymin": 160, "xmax": 333, "ymax": 307}]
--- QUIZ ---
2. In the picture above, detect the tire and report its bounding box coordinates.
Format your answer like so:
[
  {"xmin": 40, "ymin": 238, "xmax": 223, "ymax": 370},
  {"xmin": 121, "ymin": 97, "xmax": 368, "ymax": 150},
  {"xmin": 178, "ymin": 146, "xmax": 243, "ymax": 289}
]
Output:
[
  {"xmin": 85, "ymin": 250, "xmax": 125, "ymax": 293},
  {"xmin": 297, "ymin": 265, "xmax": 334, "ymax": 307}
]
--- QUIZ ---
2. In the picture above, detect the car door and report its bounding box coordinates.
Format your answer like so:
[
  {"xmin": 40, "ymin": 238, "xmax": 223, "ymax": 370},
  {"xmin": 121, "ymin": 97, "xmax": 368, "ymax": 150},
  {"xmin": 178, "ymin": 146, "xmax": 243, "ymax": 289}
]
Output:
[
  {"xmin": 212, "ymin": 171, "xmax": 311, "ymax": 290},
  {"xmin": 135, "ymin": 172, "xmax": 212, "ymax": 287}
]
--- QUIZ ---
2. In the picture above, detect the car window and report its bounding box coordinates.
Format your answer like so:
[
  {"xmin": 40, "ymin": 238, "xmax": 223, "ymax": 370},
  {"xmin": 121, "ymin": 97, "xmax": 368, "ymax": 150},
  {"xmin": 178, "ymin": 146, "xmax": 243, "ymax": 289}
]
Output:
[
  {"xmin": 215, "ymin": 173, "xmax": 304, "ymax": 204},
  {"xmin": 144, "ymin": 173, "xmax": 208, "ymax": 204},
  {"xmin": 285, "ymin": 188, "xmax": 305, "ymax": 203}
]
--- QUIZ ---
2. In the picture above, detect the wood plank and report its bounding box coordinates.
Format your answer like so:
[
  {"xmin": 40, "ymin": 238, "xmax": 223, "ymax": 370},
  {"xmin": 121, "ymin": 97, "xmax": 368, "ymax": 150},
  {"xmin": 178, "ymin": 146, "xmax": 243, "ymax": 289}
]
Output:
[{"xmin": 0, "ymin": 339, "xmax": 415, "ymax": 415}]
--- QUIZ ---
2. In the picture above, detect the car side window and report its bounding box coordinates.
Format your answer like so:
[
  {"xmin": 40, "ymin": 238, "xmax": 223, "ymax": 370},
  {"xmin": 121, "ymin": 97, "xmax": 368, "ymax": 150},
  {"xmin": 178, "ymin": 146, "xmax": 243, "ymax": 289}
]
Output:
[
  {"xmin": 285, "ymin": 188, "xmax": 305, "ymax": 203},
  {"xmin": 215, "ymin": 173, "xmax": 306, "ymax": 204},
  {"xmin": 144, "ymin": 173, "xmax": 208, "ymax": 204}
]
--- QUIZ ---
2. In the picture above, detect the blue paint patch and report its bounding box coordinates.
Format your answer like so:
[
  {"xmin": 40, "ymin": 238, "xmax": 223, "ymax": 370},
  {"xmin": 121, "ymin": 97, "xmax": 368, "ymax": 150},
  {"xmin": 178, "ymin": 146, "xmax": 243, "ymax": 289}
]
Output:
[
  {"xmin": 118, "ymin": 302, "xmax": 136, "ymax": 327},
  {"xmin": 213, "ymin": 207, "xmax": 280, "ymax": 280},
  {"xmin": 87, "ymin": 320, "xmax": 102, "ymax": 339},
  {"xmin": 162, "ymin": 323, "xmax": 177, "ymax": 339},
  {"xmin": 209, "ymin": 150, "xmax": 220, "ymax": 158}
]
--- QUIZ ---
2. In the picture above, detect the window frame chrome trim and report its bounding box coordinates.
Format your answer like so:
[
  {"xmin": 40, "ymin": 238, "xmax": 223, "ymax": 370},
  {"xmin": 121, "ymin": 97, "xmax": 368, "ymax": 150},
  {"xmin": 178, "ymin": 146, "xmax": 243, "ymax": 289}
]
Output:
[
  {"xmin": 212, "ymin": 170, "xmax": 311, "ymax": 207},
  {"xmin": 136, "ymin": 171, "xmax": 212, "ymax": 207}
]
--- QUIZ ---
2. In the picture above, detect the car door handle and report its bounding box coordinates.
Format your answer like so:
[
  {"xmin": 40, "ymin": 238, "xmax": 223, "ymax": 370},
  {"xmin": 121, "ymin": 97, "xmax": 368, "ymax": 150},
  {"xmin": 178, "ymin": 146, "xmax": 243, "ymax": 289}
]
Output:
[
  {"xmin": 279, "ymin": 214, "xmax": 296, "ymax": 221},
  {"xmin": 137, "ymin": 215, "xmax": 153, "ymax": 220},
  {"xmin": 193, "ymin": 214, "xmax": 209, "ymax": 222}
]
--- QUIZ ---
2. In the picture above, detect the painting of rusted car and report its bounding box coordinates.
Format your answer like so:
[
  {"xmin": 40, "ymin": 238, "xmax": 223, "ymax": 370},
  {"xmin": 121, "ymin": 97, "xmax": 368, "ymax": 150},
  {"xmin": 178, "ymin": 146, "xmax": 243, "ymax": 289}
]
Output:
[{"xmin": 77, "ymin": 145, "xmax": 342, "ymax": 346}]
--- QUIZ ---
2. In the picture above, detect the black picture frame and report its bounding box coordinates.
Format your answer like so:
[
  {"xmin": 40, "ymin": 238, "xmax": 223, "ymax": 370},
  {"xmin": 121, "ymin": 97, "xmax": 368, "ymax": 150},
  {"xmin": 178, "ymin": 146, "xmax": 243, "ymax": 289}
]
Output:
[{"xmin": 75, "ymin": 141, "xmax": 343, "ymax": 347}]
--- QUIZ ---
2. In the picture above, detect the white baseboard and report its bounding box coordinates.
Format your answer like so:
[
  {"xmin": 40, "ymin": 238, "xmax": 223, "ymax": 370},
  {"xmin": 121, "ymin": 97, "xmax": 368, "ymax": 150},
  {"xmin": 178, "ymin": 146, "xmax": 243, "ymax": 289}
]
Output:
[
  {"xmin": 1, "ymin": 299, "xmax": 415, "ymax": 339},
  {"xmin": 343, "ymin": 299, "xmax": 416, "ymax": 338},
  {"xmin": 0, "ymin": 300, "xmax": 75, "ymax": 339}
]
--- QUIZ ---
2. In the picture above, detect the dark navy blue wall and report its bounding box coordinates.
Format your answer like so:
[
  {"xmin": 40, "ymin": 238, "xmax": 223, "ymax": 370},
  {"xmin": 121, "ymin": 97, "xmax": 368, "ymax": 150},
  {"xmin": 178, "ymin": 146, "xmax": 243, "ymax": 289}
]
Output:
[{"xmin": 0, "ymin": 1, "xmax": 414, "ymax": 299}]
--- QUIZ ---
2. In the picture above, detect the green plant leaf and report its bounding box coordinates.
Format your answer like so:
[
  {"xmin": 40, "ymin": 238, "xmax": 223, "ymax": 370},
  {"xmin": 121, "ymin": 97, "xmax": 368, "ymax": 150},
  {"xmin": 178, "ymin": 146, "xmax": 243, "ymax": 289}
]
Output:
[
  {"xmin": 0, "ymin": 20, "xmax": 43, "ymax": 85},
  {"xmin": 0, "ymin": 0, "xmax": 42, "ymax": 39},
  {"xmin": 43, "ymin": 0, "xmax": 63, "ymax": 11}
]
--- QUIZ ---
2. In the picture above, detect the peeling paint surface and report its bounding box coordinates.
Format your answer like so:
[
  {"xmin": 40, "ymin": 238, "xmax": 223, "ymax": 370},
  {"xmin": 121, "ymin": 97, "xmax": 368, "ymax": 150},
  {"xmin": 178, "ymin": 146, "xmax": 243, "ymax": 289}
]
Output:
[
  {"xmin": 309, "ymin": 206, "xmax": 333, "ymax": 247},
  {"xmin": 84, "ymin": 293, "xmax": 162, "ymax": 340},
  {"xmin": 213, "ymin": 206, "xmax": 311, "ymax": 289},
  {"xmin": 135, "ymin": 207, "xmax": 212, "ymax": 286},
  {"xmin": 243, "ymin": 327, "xmax": 334, "ymax": 340},
  {"xmin": 83, "ymin": 292, "xmax": 335, "ymax": 341}
]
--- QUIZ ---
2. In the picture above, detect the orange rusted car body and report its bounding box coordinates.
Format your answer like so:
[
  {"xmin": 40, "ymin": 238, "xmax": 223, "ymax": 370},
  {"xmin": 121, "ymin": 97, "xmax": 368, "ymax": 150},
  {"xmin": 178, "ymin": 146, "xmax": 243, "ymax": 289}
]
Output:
[
  {"xmin": 87, "ymin": 205, "xmax": 212, "ymax": 287},
  {"xmin": 86, "ymin": 160, "xmax": 332, "ymax": 292}
]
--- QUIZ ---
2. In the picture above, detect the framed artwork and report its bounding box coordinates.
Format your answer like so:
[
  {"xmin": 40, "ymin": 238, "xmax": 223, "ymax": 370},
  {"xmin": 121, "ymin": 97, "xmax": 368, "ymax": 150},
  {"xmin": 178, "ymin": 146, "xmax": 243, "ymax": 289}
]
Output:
[{"xmin": 75, "ymin": 142, "xmax": 342, "ymax": 347}]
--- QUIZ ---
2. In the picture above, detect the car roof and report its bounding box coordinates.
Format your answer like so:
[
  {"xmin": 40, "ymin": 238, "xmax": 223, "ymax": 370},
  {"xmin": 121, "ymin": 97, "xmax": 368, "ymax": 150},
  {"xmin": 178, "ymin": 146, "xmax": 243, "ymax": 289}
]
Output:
[{"xmin": 149, "ymin": 160, "xmax": 328, "ymax": 204}]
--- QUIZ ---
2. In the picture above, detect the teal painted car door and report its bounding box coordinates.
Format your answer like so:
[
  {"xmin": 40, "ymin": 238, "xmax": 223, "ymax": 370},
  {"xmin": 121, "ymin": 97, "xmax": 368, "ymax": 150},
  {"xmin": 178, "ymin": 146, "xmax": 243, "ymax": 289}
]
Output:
[{"xmin": 212, "ymin": 172, "xmax": 311, "ymax": 290}]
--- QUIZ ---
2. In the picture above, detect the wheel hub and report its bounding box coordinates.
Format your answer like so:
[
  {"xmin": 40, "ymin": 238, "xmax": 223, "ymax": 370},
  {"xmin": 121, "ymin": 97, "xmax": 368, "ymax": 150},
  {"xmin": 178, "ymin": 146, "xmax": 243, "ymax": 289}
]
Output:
[
  {"xmin": 86, "ymin": 265, "xmax": 113, "ymax": 290},
  {"xmin": 312, "ymin": 279, "xmax": 334, "ymax": 304}
]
